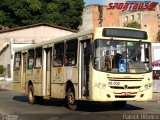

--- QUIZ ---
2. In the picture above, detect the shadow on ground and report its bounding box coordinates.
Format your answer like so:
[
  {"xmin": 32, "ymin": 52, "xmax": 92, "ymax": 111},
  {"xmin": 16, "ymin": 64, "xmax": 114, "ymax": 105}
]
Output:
[
  {"xmin": 13, "ymin": 95, "xmax": 28, "ymax": 102},
  {"xmin": 13, "ymin": 95, "xmax": 143, "ymax": 112},
  {"xmin": 0, "ymin": 89, "xmax": 10, "ymax": 91},
  {"xmin": 76, "ymin": 101, "xmax": 143, "ymax": 112}
]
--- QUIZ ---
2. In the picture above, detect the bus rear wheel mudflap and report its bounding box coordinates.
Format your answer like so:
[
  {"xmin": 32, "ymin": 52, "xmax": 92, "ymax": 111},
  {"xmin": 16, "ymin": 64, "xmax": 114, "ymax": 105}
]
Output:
[
  {"xmin": 112, "ymin": 101, "xmax": 127, "ymax": 109},
  {"xmin": 65, "ymin": 86, "xmax": 77, "ymax": 110},
  {"xmin": 28, "ymin": 85, "xmax": 35, "ymax": 104}
]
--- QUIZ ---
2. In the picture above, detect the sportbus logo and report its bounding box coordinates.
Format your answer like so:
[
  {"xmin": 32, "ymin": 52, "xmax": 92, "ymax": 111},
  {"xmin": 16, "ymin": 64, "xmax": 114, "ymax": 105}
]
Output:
[{"xmin": 107, "ymin": 1, "xmax": 158, "ymax": 11}]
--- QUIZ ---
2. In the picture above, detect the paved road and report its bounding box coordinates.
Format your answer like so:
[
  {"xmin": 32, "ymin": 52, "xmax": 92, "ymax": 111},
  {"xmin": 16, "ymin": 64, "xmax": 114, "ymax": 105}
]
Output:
[{"xmin": 0, "ymin": 89, "xmax": 160, "ymax": 120}]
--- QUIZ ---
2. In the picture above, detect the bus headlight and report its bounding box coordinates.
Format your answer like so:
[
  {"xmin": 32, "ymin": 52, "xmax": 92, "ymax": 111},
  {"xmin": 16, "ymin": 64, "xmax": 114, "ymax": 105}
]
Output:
[
  {"xmin": 145, "ymin": 84, "xmax": 148, "ymax": 90},
  {"xmin": 144, "ymin": 83, "xmax": 152, "ymax": 90},
  {"xmin": 140, "ymin": 83, "xmax": 152, "ymax": 91}
]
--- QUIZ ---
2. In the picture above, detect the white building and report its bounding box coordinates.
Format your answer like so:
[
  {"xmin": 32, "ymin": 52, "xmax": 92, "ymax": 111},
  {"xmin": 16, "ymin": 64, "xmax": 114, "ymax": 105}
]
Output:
[{"xmin": 0, "ymin": 23, "xmax": 76, "ymax": 80}]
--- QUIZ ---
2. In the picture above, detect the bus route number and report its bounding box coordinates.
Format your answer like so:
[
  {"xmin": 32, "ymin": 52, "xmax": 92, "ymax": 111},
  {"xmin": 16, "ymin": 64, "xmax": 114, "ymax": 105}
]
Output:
[{"xmin": 108, "ymin": 81, "xmax": 120, "ymax": 86}]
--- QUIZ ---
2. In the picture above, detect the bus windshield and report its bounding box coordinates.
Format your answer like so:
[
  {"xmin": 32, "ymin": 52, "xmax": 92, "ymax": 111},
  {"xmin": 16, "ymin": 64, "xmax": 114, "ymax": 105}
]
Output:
[{"xmin": 93, "ymin": 39, "xmax": 151, "ymax": 73}]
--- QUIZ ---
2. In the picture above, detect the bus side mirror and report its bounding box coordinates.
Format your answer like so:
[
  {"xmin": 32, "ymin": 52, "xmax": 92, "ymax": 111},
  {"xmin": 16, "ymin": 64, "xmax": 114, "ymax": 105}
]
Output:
[
  {"xmin": 145, "ymin": 48, "xmax": 149, "ymax": 59},
  {"xmin": 88, "ymin": 43, "xmax": 93, "ymax": 56}
]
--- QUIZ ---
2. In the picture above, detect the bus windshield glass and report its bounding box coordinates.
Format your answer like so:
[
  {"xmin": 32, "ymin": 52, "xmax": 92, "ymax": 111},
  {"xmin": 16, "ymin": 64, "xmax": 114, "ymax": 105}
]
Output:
[{"xmin": 93, "ymin": 39, "xmax": 151, "ymax": 73}]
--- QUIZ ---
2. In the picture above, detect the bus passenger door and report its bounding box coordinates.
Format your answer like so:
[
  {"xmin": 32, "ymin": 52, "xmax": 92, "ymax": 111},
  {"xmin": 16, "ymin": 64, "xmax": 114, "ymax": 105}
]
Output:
[
  {"xmin": 45, "ymin": 48, "xmax": 52, "ymax": 96},
  {"xmin": 21, "ymin": 53, "xmax": 27, "ymax": 94},
  {"xmin": 79, "ymin": 40, "xmax": 90, "ymax": 98}
]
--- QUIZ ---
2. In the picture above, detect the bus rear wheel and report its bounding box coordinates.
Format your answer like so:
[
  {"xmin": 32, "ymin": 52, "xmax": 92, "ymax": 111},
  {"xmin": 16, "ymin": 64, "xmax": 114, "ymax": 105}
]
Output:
[
  {"xmin": 28, "ymin": 85, "xmax": 35, "ymax": 104},
  {"xmin": 66, "ymin": 87, "xmax": 77, "ymax": 110},
  {"xmin": 112, "ymin": 101, "xmax": 126, "ymax": 109}
]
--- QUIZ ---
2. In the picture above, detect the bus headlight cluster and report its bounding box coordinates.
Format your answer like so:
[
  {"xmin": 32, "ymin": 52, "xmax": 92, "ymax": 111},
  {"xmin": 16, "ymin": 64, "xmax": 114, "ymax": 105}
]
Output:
[
  {"xmin": 140, "ymin": 83, "xmax": 152, "ymax": 91},
  {"xmin": 144, "ymin": 83, "xmax": 152, "ymax": 90}
]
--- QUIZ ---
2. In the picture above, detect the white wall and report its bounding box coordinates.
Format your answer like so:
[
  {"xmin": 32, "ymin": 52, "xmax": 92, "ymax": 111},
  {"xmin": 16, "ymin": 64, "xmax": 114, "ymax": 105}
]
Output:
[
  {"xmin": 0, "ymin": 26, "xmax": 73, "ymax": 46},
  {"xmin": 152, "ymin": 43, "xmax": 160, "ymax": 62},
  {"xmin": 0, "ymin": 25, "xmax": 74, "ymax": 79},
  {"xmin": 79, "ymin": 6, "xmax": 93, "ymax": 31},
  {"xmin": 0, "ymin": 43, "xmax": 33, "ymax": 78},
  {"xmin": 0, "ymin": 45, "xmax": 11, "ymax": 68}
]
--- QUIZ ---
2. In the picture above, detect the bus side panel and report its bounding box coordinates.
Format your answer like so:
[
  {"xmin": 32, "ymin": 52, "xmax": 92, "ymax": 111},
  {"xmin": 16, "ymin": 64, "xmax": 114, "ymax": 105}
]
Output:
[
  {"xmin": 64, "ymin": 66, "xmax": 79, "ymax": 100},
  {"xmin": 51, "ymin": 67, "xmax": 64, "ymax": 98},
  {"xmin": 70, "ymin": 67, "xmax": 79, "ymax": 100},
  {"xmin": 33, "ymin": 68, "xmax": 42, "ymax": 96},
  {"xmin": 26, "ymin": 69, "xmax": 42, "ymax": 96},
  {"xmin": 51, "ymin": 84, "xmax": 64, "ymax": 98},
  {"xmin": 13, "ymin": 70, "xmax": 21, "ymax": 93}
]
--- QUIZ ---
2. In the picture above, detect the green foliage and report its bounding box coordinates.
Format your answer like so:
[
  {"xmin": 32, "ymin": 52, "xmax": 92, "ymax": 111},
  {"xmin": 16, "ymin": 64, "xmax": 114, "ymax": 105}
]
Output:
[
  {"xmin": 0, "ymin": 0, "xmax": 84, "ymax": 29},
  {"xmin": 124, "ymin": 21, "xmax": 141, "ymax": 29},
  {"xmin": 0, "ymin": 65, "xmax": 5, "ymax": 74}
]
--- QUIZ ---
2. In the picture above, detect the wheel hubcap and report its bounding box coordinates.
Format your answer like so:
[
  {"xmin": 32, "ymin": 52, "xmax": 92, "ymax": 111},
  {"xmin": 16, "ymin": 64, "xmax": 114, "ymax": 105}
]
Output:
[
  {"xmin": 29, "ymin": 90, "xmax": 33, "ymax": 101},
  {"xmin": 68, "ymin": 92, "xmax": 75, "ymax": 105}
]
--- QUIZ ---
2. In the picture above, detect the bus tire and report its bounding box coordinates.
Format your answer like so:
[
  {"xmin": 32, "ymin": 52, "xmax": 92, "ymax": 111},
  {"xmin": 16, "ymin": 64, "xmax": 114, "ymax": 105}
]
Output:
[
  {"xmin": 112, "ymin": 101, "xmax": 126, "ymax": 109},
  {"xmin": 35, "ymin": 96, "xmax": 44, "ymax": 105},
  {"xmin": 28, "ymin": 85, "xmax": 35, "ymax": 104},
  {"xmin": 66, "ymin": 87, "xmax": 77, "ymax": 110}
]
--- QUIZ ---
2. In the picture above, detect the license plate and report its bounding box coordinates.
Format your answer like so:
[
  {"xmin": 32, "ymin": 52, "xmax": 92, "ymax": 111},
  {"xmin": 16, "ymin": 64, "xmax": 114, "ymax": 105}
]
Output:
[
  {"xmin": 108, "ymin": 81, "xmax": 120, "ymax": 85},
  {"xmin": 121, "ymin": 92, "xmax": 131, "ymax": 96}
]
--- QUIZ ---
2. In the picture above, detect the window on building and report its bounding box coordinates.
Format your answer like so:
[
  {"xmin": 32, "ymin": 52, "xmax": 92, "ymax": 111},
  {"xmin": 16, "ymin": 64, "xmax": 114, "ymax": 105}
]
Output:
[
  {"xmin": 131, "ymin": 15, "xmax": 134, "ymax": 20},
  {"xmin": 125, "ymin": 16, "xmax": 128, "ymax": 22},
  {"xmin": 28, "ymin": 49, "xmax": 34, "ymax": 69},
  {"xmin": 53, "ymin": 42, "xmax": 64, "ymax": 67},
  {"xmin": 65, "ymin": 39, "xmax": 78, "ymax": 66},
  {"xmin": 137, "ymin": 13, "xmax": 140, "ymax": 19},
  {"xmin": 35, "ymin": 47, "xmax": 42, "ymax": 68},
  {"xmin": 144, "ymin": 25, "xmax": 147, "ymax": 27},
  {"xmin": 14, "ymin": 52, "xmax": 21, "ymax": 69}
]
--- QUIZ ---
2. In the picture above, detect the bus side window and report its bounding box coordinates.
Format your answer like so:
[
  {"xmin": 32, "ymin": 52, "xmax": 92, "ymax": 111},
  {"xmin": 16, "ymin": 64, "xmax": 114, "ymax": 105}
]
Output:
[
  {"xmin": 53, "ymin": 42, "xmax": 64, "ymax": 67},
  {"xmin": 14, "ymin": 52, "xmax": 21, "ymax": 69},
  {"xmin": 35, "ymin": 47, "xmax": 42, "ymax": 68},
  {"xmin": 65, "ymin": 39, "xmax": 78, "ymax": 66},
  {"xmin": 28, "ymin": 49, "xmax": 34, "ymax": 69}
]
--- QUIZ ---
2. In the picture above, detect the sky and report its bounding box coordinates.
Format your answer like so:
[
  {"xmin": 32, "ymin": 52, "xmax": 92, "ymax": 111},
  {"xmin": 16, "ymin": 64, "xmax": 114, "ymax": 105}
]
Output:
[{"xmin": 84, "ymin": 0, "xmax": 160, "ymax": 5}]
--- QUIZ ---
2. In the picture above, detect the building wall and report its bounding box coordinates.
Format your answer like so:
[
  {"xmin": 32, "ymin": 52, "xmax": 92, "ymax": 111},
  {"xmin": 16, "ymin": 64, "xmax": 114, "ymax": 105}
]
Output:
[
  {"xmin": 102, "ymin": 7, "xmax": 120, "ymax": 27},
  {"xmin": 0, "ymin": 25, "xmax": 74, "ymax": 79},
  {"xmin": 120, "ymin": 10, "xmax": 160, "ymax": 42},
  {"xmin": 79, "ymin": 5, "xmax": 93, "ymax": 31},
  {"xmin": 0, "ymin": 26, "xmax": 73, "ymax": 45},
  {"xmin": 141, "ymin": 11, "xmax": 159, "ymax": 42},
  {"xmin": 79, "ymin": 4, "xmax": 120, "ymax": 31},
  {"xmin": 120, "ymin": 11, "xmax": 141, "ymax": 26},
  {"xmin": 0, "ymin": 43, "xmax": 33, "ymax": 78},
  {"xmin": 152, "ymin": 43, "xmax": 160, "ymax": 65},
  {"xmin": 0, "ymin": 46, "xmax": 11, "ymax": 75}
]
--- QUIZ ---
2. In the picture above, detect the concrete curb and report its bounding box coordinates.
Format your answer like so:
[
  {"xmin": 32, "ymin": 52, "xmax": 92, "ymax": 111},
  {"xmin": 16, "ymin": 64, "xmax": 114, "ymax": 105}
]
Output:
[{"xmin": 0, "ymin": 80, "xmax": 13, "ymax": 91}]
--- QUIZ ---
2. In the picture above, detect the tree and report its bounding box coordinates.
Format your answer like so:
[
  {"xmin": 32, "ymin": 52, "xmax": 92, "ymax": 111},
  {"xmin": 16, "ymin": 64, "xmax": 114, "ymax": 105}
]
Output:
[
  {"xmin": 0, "ymin": 65, "xmax": 5, "ymax": 75},
  {"xmin": 124, "ymin": 21, "xmax": 141, "ymax": 29},
  {"xmin": 0, "ymin": 0, "xmax": 84, "ymax": 29}
]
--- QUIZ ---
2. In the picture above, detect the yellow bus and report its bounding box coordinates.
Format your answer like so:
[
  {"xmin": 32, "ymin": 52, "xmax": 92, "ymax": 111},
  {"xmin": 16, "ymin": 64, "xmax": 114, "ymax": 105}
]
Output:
[{"xmin": 13, "ymin": 27, "xmax": 152, "ymax": 110}]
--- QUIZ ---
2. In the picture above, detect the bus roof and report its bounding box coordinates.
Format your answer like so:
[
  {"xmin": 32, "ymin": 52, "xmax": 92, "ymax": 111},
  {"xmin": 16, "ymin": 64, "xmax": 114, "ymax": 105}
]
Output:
[
  {"xmin": 14, "ymin": 27, "xmax": 148, "ymax": 52},
  {"xmin": 14, "ymin": 29, "xmax": 94, "ymax": 52}
]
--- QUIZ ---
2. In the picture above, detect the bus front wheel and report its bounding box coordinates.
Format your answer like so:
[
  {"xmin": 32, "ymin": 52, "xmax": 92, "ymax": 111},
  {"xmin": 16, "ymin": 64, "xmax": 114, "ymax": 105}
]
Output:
[
  {"xmin": 66, "ymin": 87, "xmax": 77, "ymax": 110},
  {"xmin": 112, "ymin": 101, "xmax": 126, "ymax": 109},
  {"xmin": 28, "ymin": 85, "xmax": 35, "ymax": 104}
]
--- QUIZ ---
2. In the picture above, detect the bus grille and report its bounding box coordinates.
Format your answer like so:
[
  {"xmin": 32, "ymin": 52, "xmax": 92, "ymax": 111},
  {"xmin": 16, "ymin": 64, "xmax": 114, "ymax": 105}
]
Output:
[
  {"xmin": 107, "ymin": 77, "xmax": 143, "ymax": 81},
  {"xmin": 110, "ymin": 86, "xmax": 141, "ymax": 89},
  {"xmin": 115, "ymin": 95, "xmax": 135, "ymax": 98}
]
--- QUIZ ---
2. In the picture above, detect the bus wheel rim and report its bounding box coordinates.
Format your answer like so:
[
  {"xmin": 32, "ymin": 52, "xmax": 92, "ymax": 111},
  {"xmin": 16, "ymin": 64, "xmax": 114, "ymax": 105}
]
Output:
[
  {"xmin": 29, "ymin": 90, "xmax": 33, "ymax": 101},
  {"xmin": 68, "ymin": 92, "xmax": 75, "ymax": 105}
]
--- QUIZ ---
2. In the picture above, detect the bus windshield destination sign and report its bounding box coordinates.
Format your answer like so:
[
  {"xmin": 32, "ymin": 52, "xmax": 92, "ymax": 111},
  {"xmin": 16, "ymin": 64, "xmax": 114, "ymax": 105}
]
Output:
[{"xmin": 102, "ymin": 28, "xmax": 148, "ymax": 39}]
